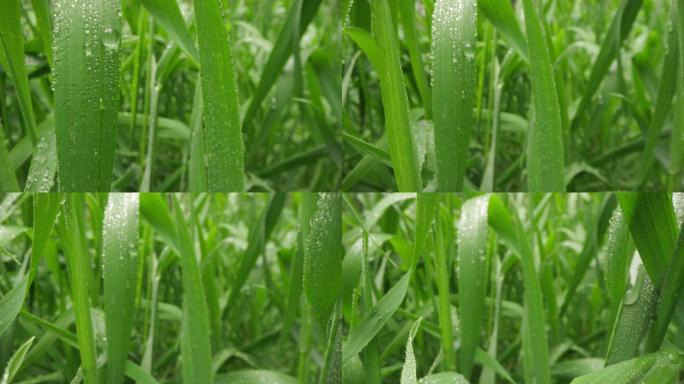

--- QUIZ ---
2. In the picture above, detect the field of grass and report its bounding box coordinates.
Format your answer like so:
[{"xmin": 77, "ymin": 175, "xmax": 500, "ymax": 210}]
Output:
[
  {"xmin": 2, "ymin": 192, "xmax": 684, "ymax": 383},
  {"xmin": 0, "ymin": 0, "xmax": 341, "ymax": 192},
  {"xmin": 342, "ymin": 0, "xmax": 684, "ymax": 192}
]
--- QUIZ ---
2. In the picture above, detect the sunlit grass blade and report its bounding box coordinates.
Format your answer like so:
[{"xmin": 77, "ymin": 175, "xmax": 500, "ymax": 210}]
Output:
[
  {"xmin": 303, "ymin": 193, "xmax": 342, "ymax": 326},
  {"xmin": 521, "ymin": 0, "xmax": 565, "ymax": 191},
  {"xmin": 0, "ymin": 0, "xmax": 38, "ymax": 146},
  {"xmin": 371, "ymin": 0, "xmax": 422, "ymax": 191},
  {"xmin": 58, "ymin": 194, "xmax": 98, "ymax": 383},
  {"xmin": 171, "ymin": 195, "xmax": 213, "ymax": 384},
  {"xmin": 53, "ymin": 0, "xmax": 121, "ymax": 191},
  {"xmin": 103, "ymin": 194, "xmax": 139, "ymax": 384},
  {"xmin": 140, "ymin": 0, "xmax": 200, "ymax": 64},
  {"xmin": 0, "ymin": 277, "xmax": 28, "ymax": 337},
  {"xmin": 432, "ymin": 0, "xmax": 477, "ymax": 191},
  {"xmin": 193, "ymin": 0, "xmax": 244, "ymax": 191},
  {"xmin": 457, "ymin": 195, "xmax": 489, "ymax": 377}
]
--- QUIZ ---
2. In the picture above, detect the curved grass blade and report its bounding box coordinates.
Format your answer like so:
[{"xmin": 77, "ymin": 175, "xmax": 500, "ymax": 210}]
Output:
[
  {"xmin": 572, "ymin": 348, "xmax": 680, "ymax": 384},
  {"xmin": 103, "ymin": 194, "xmax": 139, "ymax": 384},
  {"xmin": 0, "ymin": 0, "xmax": 38, "ymax": 146},
  {"xmin": 400, "ymin": 318, "xmax": 423, "ymax": 384},
  {"xmin": 303, "ymin": 193, "xmax": 342, "ymax": 326},
  {"xmin": 432, "ymin": 0, "xmax": 477, "ymax": 191},
  {"xmin": 140, "ymin": 0, "xmax": 200, "ymax": 64},
  {"xmin": 1, "ymin": 336, "xmax": 35, "ymax": 384},
  {"xmin": 371, "ymin": 0, "xmax": 422, "ymax": 191},
  {"xmin": 478, "ymin": 0, "xmax": 527, "ymax": 61},
  {"xmin": 172, "ymin": 195, "xmax": 214, "ymax": 384},
  {"xmin": 140, "ymin": 193, "xmax": 177, "ymax": 253},
  {"xmin": 0, "ymin": 277, "xmax": 28, "ymax": 337},
  {"xmin": 342, "ymin": 272, "xmax": 411, "ymax": 364},
  {"xmin": 457, "ymin": 195, "xmax": 490, "ymax": 377},
  {"xmin": 53, "ymin": 0, "xmax": 121, "ymax": 191},
  {"xmin": 194, "ymin": 0, "xmax": 244, "ymax": 191},
  {"xmin": 521, "ymin": 0, "xmax": 565, "ymax": 191}
]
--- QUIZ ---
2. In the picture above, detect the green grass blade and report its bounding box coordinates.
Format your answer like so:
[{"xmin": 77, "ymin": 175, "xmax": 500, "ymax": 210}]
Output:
[
  {"xmin": 188, "ymin": 76, "xmax": 207, "ymax": 192},
  {"xmin": 371, "ymin": 0, "xmax": 422, "ymax": 191},
  {"xmin": 572, "ymin": 348, "xmax": 680, "ymax": 384},
  {"xmin": 58, "ymin": 194, "xmax": 98, "ymax": 384},
  {"xmin": 0, "ymin": 277, "xmax": 28, "ymax": 337},
  {"xmin": 140, "ymin": 0, "xmax": 200, "ymax": 64},
  {"xmin": 103, "ymin": 194, "xmax": 139, "ymax": 384},
  {"xmin": 31, "ymin": 0, "xmax": 53, "ymax": 67},
  {"xmin": 398, "ymin": 0, "xmax": 432, "ymax": 118},
  {"xmin": 0, "ymin": 126, "xmax": 19, "ymax": 192},
  {"xmin": 216, "ymin": 370, "xmax": 297, "ymax": 384},
  {"xmin": 646, "ymin": 223, "xmax": 684, "ymax": 351},
  {"xmin": 1, "ymin": 336, "xmax": 35, "ymax": 384},
  {"xmin": 599, "ymin": 206, "xmax": 633, "ymax": 304},
  {"xmin": 0, "ymin": 0, "xmax": 38, "ymax": 146},
  {"xmin": 672, "ymin": 0, "xmax": 684, "ymax": 183},
  {"xmin": 24, "ymin": 132, "xmax": 57, "ymax": 192},
  {"xmin": 478, "ymin": 0, "xmax": 527, "ymax": 61},
  {"xmin": 434, "ymin": 207, "xmax": 455, "ymax": 370},
  {"xmin": 417, "ymin": 372, "xmax": 469, "ymax": 383},
  {"xmin": 457, "ymin": 195, "xmax": 489, "ymax": 377},
  {"xmin": 172, "ymin": 195, "xmax": 213, "ymax": 384},
  {"xmin": 343, "ymin": 27, "xmax": 381, "ymax": 72},
  {"xmin": 53, "ymin": 0, "xmax": 121, "ymax": 191},
  {"xmin": 521, "ymin": 0, "xmax": 566, "ymax": 192},
  {"xmin": 400, "ymin": 318, "xmax": 422, "ymax": 384},
  {"xmin": 31, "ymin": 194, "xmax": 59, "ymax": 284},
  {"xmin": 303, "ymin": 193, "xmax": 342, "ymax": 326},
  {"xmin": 139, "ymin": 193, "xmax": 178, "ymax": 253},
  {"xmin": 413, "ymin": 193, "xmax": 437, "ymax": 270},
  {"xmin": 193, "ymin": 0, "xmax": 244, "ymax": 191},
  {"xmin": 342, "ymin": 272, "xmax": 411, "ymax": 364}
]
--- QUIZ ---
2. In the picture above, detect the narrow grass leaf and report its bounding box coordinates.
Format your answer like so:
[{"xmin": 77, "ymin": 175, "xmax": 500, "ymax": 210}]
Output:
[
  {"xmin": 31, "ymin": 194, "xmax": 59, "ymax": 284},
  {"xmin": 342, "ymin": 272, "xmax": 411, "ymax": 363},
  {"xmin": 0, "ymin": 277, "xmax": 28, "ymax": 337},
  {"xmin": 103, "ymin": 194, "xmax": 139, "ymax": 384},
  {"xmin": 398, "ymin": 0, "xmax": 432, "ymax": 117},
  {"xmin": 0, "ymin": 127, "xmax": 19, "ymax": 192},
  {"xmin": 24, "ymin": 132, "xmax": 57, "ymax": 192},
  {"xmin": 53, "ymin": 0, "xmax": 121, "ymax": 191},
  {"xmin": 140, "ymin": 193, "xmax": 178, "ymax": 253},
  {"xmin": 478, "ymin": 0, "xmax": 527, "ymax": 61},
  {"xmin": 521, "ymin": 0, "xmax": 565, "ymax": 191},
  {"xmin": 194, "ymin": 0, "xmax": 245, "ymax": 191},
  {"xmin": 140, "ymin": 0, "xmax": 200, "ymax": 63},
  {"xmin": 672, "ymin": 0, "xmax": 684, "ymax": 180},
  {"xmin": 413, "ymin": 193, "xmax": 437, "ymax": 269},
  {"xmin": 432, "ymin": 0, "xmax": 477, "ymax": 191},
  {"xmin": 599, "ymin": 205, "xmax": 633, "ymax": 304},
  {"xmin": 303, "ymin": 193, "xmax": 342, "ymax": 326},
  {"xmin": 400, "ymin": 318, "xmax": 422, "ymax": 384},
  {"xmin": 371, "ymin": 0, "xmax": 422, "ymax": 191},
  {"xmin": 172, "ymin": 196, "xmax": 213, "ymax": 384},
  {"xmin": 1, "ymin": 336, "xmax": 35, "ymax": 384},
  {"xmin": 457, "ymin": 195, "xmax": 490, "ymax": 377}
]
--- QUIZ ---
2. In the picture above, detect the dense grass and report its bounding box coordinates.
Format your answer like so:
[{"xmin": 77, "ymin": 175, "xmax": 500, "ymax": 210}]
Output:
[
  {"xmin": 342, "ymin": 0, "xmax": 684, "ymax": 191},
  {"xmin": 0, "ymin": 0, "xmax": 341, "ymax": 192}
]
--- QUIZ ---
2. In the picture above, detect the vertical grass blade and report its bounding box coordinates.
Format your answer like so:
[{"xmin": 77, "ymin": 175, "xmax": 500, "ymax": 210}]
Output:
[
  {"xmin": 58, "ymin": 194, "xmax": 98, "ymax": 384},
  {"xmin": 0, "ymin": 0, "xmax": 38, "ymax": 146},
  {"xmin": 31, "ymin": 194, "xmax": 59, "ymax": 284},
  {"xmin": 521, "ymin": 0, "xmax": 566, "ymax": 192},
  {"xmin": 0, "ymin": 336, "xmax": 34, "ymax": 384},
  {"xmin": 671, "ymin": 0, "xmax": 684, "ymax": 184},
  {"xmin": 193, "ymin": 0, "xmax": 244, "ymax": 191},
  {"xmin": 598, "ymin": 206, "xmax": 633, "ymax": 305},
  {"xmin": 398, "ymin": 0, "xmax": 432, "ymax": 118},
  {"xmin": 172, "ymin": 195, "xmax": 213, "ymax": 384},
  {"xmin": 400, "ymin": 318, "xmax": 422, "ymax": 384},
  {"xmin": 53, "ymin": 0, "xmax": 121, "ymax": 191},
  {"xmin": 434, "ymin": 207, "xmax": 455, "ymax": 370},
  {"xmin": 0, "ymin": 277, "xmax": 28, "ymax": 337},
  {"xmin": 303, "ymin": 193, "xmax": 342, "ymax": 326},
  {"xmin": 432, "ymin": 0, "xmax": 477, "ymax": 191},
  {"xmin": 371, "ymin": 0, "xmax": 422, "ymax": 191},
  {"xmin": 457, "ymin": 196, "xmax": 489, "ymax": 378},
  {"xmin": 413, "ymin": 193, "xmax": 437, "ymax": 269},
  {"xmin": 103, "ymin": 194, "xmax": 139, "ymax": 384},
  {"xmin": 0, "ymin": 126, "xmax": 19, "ymax": 192}
]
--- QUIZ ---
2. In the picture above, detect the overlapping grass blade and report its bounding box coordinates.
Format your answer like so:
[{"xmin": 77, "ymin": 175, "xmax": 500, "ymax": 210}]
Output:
[
  {"xmin": 103, "ymin": 194, "xmax": 139, "ymax": 384},
  {"xmin": 0, "ymin": 0, "xmax": 38, "ymax": 146},
  {"xmin": 432, "ymin": 0, "xmax": 477, "ymax": 191},
  {"xmin": 193, "ymin": 0, "xmax": 244, "ymax": 191},
  {"xmin": 140, "ymin": 0, "xmax": 200, "ymax": 64},
  {"xmin": 140, "ymin": 193, "xmax": 178, "ymax": 252},
  {"xmin": 53, "ymin": 0, "xmax": 121, "ymax": 191},
  {"xmin": 478, "ymin": 0, "xmax": 527, "ymax": 61},
  {"xmin": 171, "ymin": 195, "xmax": 213, "ymax": 384},
  {"xmin": 58, "ymin": 194, "xmax": 98, "ymax": 383},
  {"xmin": 673, "ymin": 0, "xmax": 684, "ymax": 183},
  {"xmin": 303, "ymin": 193, "xmax": 342, "ymax": 326},
  {"xmin": 398, "ymin": 0, "xmax": 432, "ymax": 117},
  {"xmin": 457, "ymin": 195, "xmax": 489, "ymax": 377},
  {"xmin": 521, "ymin": 0, "xmax": 565, "ymax": 191},
  {"xmin": 417, "ymin": 372, "xmax": 469, "ymax": 383},
  {"xmin": 0, "ymin": 277, "xmax": 28, "ymax": 337},
  {"xmin": 371, "ymin": 0, "xmax": 421, "ymax": 191},
  {"xmin": 31, "ymin": 194, "xmax": 59, "ymax": 284}
]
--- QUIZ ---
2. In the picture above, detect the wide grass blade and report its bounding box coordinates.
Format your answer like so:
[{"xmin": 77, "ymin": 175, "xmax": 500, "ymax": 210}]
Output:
[
  {"xmin": 599, "ymin": 205, "xmax": 633, "ymax": 304},
  {"xmin": 303, "ymin": 193, "xmax": 342, "ymax": 326},
  {"xmin": 172, "ymin": 195, "xmax": 213, "ymax": 384},
  {"xmin": 0, "ymin": 277, "xmax": 28, "ymax": 337},
  {"xmin": 58, "ymin": 194, "xmax": 98, "ymax": 384},
  {"xmin": 571, "ymin": 348, "xmax": 680, "ymax": 384},
  {"xmin": 53, "ymin": 0, "xmax": 121, "ymax": 191},
  {"xmin": 371, "ymin": 0, "xmax": 422, "ymax": 191},
  {"xmin": 193, "ymin": 0, "xmax": 245, "ymax": 191},
  {"xmin": 457, "ymin": 195, "xmax": 489, "ymax": 377},
  {"xmin": 432, "ymin": 0, "xmax": 478, "ymax": 191},
  {"xmin": 103, "ymin": 194, "xmax": 139, "ymax": 384},
  {"xmin": 521, "ymin": 0, "xmax": 566, "ymax": 191}
]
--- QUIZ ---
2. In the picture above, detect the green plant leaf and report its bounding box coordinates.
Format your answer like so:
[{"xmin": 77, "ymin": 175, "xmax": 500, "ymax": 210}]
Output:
[
  {"xmin": 1, "ymin": 336, "xmax": 35, "ymax": 384},
  {"xmin": 0, "ymin": 277, "xmax": 28, "ymax": 337}
]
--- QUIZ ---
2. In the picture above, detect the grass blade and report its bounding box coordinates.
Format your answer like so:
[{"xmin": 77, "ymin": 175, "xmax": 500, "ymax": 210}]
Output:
[
  {"xmin": 24, "ymin": 132, "xmax": 57, "ymax": 192},
  {"xmin": 303, "ymin": 193, "xmax": 342, "ymax": 326},
  {"xmin": 194, "ymin": 0, "xmax": 245, "ymax": 191},
  {"xmin": 457, "ymin": 195, "xmax": 489, "ymax": 377},
  {"xmin": 172, "ymin": 195, "xmax": 213, "ymax": 383},
  {"xmin": 371, "ymin": 0, "xmax": 422, "ymax": 191},
  {"xmin": 140, "ymin": 0, "xmax": 200, "ymax": 64},
  {"xmin": 572, "ymin": 348, "xmax": 680, "ymax": 384},
  {"xmin": 0, "ymin": 126, "xmax": 19, "ymax": 192},
  {"xmin": 599, "ymin": 205, "xmax": 633, "ymax": 305},
  {"xmin": 478, "ymin": 0, "xmax": 527, "ymax": 61},
  {"xmin": 216, "ymin": 370, "xmax": 297, "ymax": 384},
  {"xmin": 1, "ymin": 336, "xmax": 35, "ymax": 384},
  {"xmin": 400, "ymin": 318, "xmax": 422, "ymax": 384},
  {"xmin": 53, "ymin": 0, "xmax": 121, "ymax": 191},
  {"xmin": 103, "ymin": 194, "xmax": 139, "ymax": 384},
  {"xmin": 432, "ymin": 0, "xmax": 477, "ymax": 191},
  {"xmin": 0, "ymin": 277, "xmax": 28, "ymax": 337},
  {"xmin": 521, "ymin": 0, "xmax": 566, "ymax": 191},
  {"xmin": 672, "ymin": 0, "xmax": 684, "ymax": 184},
  {"xmin": 31, "ymin": 194, "xmax": 59, "ymax": 284},
  {"xmin": 398, "ymin": 0, "xmax": 432, "ymax": 118}
]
